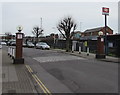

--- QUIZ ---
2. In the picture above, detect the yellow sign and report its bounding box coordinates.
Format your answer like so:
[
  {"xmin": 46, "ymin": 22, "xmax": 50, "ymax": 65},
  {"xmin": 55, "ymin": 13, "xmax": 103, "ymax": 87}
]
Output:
[{"xmin": 84, "ymin": 41, "xmax": 87, "ymax": 47}]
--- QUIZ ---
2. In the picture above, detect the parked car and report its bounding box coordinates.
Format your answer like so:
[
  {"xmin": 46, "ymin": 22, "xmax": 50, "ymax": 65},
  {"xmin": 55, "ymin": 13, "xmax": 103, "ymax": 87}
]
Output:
[
  {"xmin": 10, "ymin": 41, "xmax": 16, "ymax": 46},
  {"xmin": 27, "ymin": 42, "xmax": 34, "ymax": 48},
  {"xmin": 36, "ymin": 42, "xmax": 50, "ymax": 50},
  {"xmin": 7, "ymin": 41, "xmax": 11, "ymax": 46},
  {"xmin": 7, "ymin": 40, "xmax": 16, "ymax": 46},
  {"xmin": 23, "ymin": 43, "xmax": 27, "ymax": 47},
  {"xmin": 0, "ymin": 42, "xmax": 6, "ymax": 45}
]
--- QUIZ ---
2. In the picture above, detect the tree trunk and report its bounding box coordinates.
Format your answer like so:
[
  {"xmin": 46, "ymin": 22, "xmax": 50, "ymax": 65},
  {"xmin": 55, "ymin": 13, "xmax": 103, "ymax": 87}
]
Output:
[{"xmin": 66, "ymin": 38, "xmax": 70, "ymax": 52}]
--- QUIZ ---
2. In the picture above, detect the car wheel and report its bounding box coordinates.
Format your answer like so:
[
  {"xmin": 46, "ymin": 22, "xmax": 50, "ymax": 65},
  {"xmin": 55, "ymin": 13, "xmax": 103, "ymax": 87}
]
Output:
[{"xmin": 40, "ymin": 46, "xmax": 43, "ymax": 50}]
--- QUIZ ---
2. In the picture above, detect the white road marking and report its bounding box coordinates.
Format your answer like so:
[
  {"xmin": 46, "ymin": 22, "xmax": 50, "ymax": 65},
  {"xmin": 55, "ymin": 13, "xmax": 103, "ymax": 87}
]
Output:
[{"xmin": 33, "ymin": 55, "xmax": 85, "ymax": 63}]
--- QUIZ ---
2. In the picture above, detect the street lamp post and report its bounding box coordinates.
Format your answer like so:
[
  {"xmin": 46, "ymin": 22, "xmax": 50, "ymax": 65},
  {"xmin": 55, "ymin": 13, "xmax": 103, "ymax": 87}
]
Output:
[
  {"xmin": 17, "ymin": 25, "xmax": 23, "ymax": 32},
  {"xmin": 52, "ymin": 27, "xmax": 56, "ymax": 48},
  {"xmin": 13, "ymin": 25, "xmax": 24, "ymax": 64},
  {"xmin": 96, "ymin": 31, "xmax": 106, "ymax": 59}
]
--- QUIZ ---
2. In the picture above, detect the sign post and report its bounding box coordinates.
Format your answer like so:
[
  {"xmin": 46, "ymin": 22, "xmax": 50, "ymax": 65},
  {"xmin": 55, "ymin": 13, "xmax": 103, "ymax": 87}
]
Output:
[
  {"xmin": 102, "ymin": 7, "xmax": 109, "ymax": 57},
  {"xmin": 13, "ymin": 25, "xmax": 24, "ymax": 64}
]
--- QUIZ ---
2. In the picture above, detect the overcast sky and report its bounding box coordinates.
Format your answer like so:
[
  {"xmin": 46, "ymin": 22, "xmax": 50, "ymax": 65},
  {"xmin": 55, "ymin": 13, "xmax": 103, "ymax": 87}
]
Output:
[{"xmin": 0, "ymin": 1, "xmax": 118, "ymax": 36}]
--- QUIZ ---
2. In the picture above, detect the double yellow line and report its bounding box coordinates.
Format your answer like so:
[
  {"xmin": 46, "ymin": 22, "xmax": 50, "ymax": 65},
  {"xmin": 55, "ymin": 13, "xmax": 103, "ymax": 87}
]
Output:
[{"xmin": 25, "ymin": 65, "xmax": 52, "ymax": 95}]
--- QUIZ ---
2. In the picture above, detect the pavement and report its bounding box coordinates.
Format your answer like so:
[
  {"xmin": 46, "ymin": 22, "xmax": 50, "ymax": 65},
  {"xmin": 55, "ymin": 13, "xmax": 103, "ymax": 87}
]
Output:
[
  {"xmin": 52, "ymin": 49, "xmax": 119, "ymax": 63},
  {"xmin": 1, "ymin": 49, "xmax": 37, "ymax": 94}
]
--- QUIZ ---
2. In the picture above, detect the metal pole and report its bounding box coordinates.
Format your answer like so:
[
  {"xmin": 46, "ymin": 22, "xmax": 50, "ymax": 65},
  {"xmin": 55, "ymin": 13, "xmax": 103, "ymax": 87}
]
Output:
[
  {"xmin": 52, "ymin": 27, "xmax": 56, "ymax": 48},
  {"xmin": 105, "ymin": 15, "xmax": 107, "ymax": 56},
  {"xmin": 40, "ymin": 18, "xmax": 42, "ymax": 29},
  {"xmin": 54, "ymin": 34, "xmax": 55, "ymax": 44}
]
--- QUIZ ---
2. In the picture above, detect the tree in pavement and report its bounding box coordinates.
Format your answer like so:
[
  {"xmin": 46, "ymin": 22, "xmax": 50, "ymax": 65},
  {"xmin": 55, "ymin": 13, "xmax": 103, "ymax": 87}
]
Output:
[
  {"xmin": 57, "ymin": 16, "xmax": 77, "ymax": 52},
  {"xmin": 32, "ymin": 26, "xmax": 43, "ymax": 46}
]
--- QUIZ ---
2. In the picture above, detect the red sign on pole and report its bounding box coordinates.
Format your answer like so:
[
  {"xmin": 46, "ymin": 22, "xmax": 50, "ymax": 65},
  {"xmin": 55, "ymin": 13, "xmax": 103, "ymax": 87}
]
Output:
[{"xmin": 102, "ymin": 7, "xmax": 109, "ymax": 15}]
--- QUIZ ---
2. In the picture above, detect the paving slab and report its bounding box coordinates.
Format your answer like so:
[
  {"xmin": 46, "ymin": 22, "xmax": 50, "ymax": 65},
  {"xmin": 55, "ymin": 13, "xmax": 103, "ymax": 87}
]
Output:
[{"xmin": 2, "ymin": 49, "xmax": 37, "ymax": 94}]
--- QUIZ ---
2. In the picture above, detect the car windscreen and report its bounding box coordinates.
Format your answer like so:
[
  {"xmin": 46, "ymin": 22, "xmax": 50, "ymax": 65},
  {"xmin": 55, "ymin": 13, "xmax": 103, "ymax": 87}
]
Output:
[{"xmin": 38, "ymin": 43, "xmax": 47, "ymax": 45}]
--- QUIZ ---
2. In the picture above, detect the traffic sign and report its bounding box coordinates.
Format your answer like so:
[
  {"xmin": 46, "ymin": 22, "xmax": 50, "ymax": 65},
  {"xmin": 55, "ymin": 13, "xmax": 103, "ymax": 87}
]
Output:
[{"xmin": 102, "ymin": 7, "xmax": 109, "ymax": 15}]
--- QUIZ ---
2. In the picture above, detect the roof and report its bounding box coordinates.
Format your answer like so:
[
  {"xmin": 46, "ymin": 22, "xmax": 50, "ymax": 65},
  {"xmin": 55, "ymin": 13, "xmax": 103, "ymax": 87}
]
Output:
[
  {"xmin": 84, "ymin": 27, "xmax": 103, "ymax": 33},
  {"xmin": 72, "ymin": 31, "xmax": 82, "ymax": 34},
  {"xmin": 84, "ymin": 26, "xmax": 113, "ymax": 33}
]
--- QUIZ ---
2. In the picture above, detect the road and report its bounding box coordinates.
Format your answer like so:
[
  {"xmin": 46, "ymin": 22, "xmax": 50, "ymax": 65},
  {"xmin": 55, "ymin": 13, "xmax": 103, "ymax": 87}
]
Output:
[{"xmin": 23, "ymin": 47, "xmax": 118, "ymax": 94}]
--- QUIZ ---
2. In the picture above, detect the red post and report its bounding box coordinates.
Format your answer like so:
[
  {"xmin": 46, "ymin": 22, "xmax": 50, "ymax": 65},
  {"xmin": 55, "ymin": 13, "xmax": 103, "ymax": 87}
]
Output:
[
  {"xmin": 13, "ymin": 32, "xmax": 24, "ymax": 64},
  {"xmin": 96, "ymin": 36, "xmax": 106, "ymax": 59}
]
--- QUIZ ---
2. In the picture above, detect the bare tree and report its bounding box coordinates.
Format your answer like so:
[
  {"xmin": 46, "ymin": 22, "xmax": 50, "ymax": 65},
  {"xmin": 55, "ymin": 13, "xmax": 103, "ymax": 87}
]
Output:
[
  {"xmin": 32, "ymin": 26, "xmax": 43, "ymax": 46},
  {"xmin": 57, "ymin": 16, "xmax": 77, "ymax": 52}
]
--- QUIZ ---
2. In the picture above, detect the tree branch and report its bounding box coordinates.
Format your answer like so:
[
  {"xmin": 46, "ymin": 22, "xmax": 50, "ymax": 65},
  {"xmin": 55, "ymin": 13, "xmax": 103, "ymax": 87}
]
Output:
[
  {"xmin": 57, "ymin": 27, "xmax": 67, "ymax": 39},
  {"xmin": 57, "ymin": 16, "xmax": 77, "ymax": 40}
]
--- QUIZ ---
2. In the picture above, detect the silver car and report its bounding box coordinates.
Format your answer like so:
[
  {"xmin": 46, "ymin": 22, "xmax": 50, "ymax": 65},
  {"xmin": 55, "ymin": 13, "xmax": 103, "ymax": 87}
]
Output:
[
  {"xmin": 1, "ymin": 42, "xmax": 6, "ymax": 45},
  {"xmin": 27, "ymin": 43, "xmax": 34, "ymax": 48},
  {"xmin": 36, "ymin": 42, "xmax": 50, "ymax": 50}
]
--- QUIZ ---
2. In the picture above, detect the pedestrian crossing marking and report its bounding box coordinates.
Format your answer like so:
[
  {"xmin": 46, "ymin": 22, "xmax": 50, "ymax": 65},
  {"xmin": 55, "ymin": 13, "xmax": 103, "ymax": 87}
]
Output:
[{"xmin": 33, "ymin": 55, "xmax": 85, "ymax": 63}]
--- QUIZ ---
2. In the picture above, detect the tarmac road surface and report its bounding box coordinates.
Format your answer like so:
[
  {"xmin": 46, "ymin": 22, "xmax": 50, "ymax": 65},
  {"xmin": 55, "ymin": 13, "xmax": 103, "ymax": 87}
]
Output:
[{"xmin": 23, "ymin": 47, "xmax": 118, "ymax": 94}]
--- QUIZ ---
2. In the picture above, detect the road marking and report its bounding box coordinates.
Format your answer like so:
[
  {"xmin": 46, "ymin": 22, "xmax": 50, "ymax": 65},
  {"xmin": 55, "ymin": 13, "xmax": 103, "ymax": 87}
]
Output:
[
  {"xmin": 25, "ymin": 65, "xmax": 52, "ymax": 95},
  {"xmin": 33, "ymin": 55, "xmax": 85, "ymax": 63},
  {"xmin": 26, "ymin": 65, "xmax": 48, "ymax": 94},
  {"xmin": 26, "ymin": 65, "xmax": 51, "ymax": 93}
]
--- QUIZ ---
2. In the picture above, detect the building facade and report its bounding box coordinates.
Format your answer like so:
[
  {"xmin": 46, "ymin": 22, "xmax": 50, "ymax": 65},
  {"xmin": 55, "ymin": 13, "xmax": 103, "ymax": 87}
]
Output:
[{"xmin": 84, "ymin": 26, "xmax": 113, "ymax": 37}]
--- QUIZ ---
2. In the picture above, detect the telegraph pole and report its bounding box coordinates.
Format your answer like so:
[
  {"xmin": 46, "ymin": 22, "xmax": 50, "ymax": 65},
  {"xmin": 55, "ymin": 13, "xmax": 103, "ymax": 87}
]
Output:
[{"xmin": 40, "ymin": 17, "xmax": 42, "ymax": 29}]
